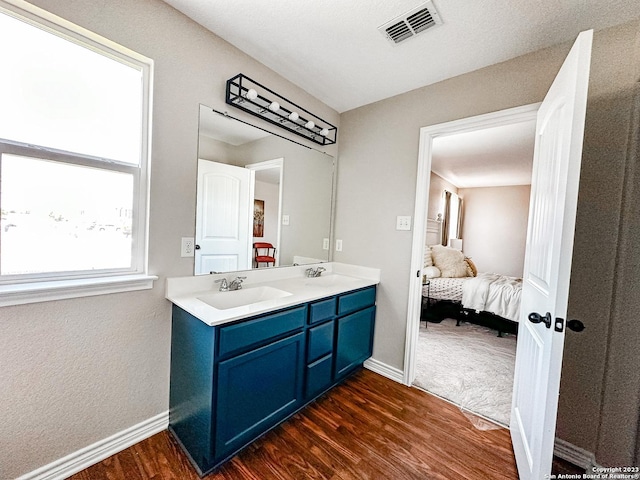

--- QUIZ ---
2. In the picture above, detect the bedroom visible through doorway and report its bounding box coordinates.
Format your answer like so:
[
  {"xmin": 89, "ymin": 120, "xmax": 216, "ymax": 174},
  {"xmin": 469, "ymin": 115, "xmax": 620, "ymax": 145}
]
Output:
[{"xmin": 405, "ymin": 104, "xmax": 538, "ymax": 427}]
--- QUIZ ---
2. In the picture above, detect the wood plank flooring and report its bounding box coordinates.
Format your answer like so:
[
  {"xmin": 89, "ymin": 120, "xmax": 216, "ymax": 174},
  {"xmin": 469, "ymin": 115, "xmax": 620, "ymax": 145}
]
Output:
[{"xmin": 69, "ymin": 369, "xmax": 581, "ymax": 480}]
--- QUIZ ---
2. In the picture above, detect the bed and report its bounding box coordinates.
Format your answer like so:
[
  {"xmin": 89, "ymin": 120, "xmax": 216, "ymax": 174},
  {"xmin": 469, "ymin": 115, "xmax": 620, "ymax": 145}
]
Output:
[{"xmin": 421, "ymin": 219, "xmax": 520, "ymax": 336}]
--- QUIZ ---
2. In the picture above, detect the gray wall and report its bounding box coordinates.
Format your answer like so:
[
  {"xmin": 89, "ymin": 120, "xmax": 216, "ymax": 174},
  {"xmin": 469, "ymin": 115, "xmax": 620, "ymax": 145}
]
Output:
[
  {"xmin": 0, "ymin": 0, "xmax": 338, "ymax": 478},
  {"xmin": 334, "ymin": 20, "xmax": 640, "ymax": 466},
  {"xmin": 459, "ymin": 185, "xmax": 531, "ymax": 277}
]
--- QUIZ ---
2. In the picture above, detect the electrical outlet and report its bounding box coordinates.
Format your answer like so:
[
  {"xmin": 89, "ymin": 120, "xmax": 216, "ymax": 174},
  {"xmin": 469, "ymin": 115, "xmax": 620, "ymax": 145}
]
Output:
[
  {"xmin": 282, "ymin": 215, "xmax": 290, "ymax": 226},
  {"xmin": 336, "ymin": 239, "xmax": 343, "ymax": 252},
  {"xmin": 396, "ymin": 215, "xmax": 412, "ymax": 231},
  {"xmin": 181, "ymin": 237, "xmax": 195, "ymax": 257},
  {"xmin": 323, "ymin": 238, "xmax": 330, "ymax": 250}
]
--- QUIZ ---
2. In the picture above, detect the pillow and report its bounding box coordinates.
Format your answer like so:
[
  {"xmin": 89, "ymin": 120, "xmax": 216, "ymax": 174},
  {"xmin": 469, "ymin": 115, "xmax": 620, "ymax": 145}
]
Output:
[
  {"xmin": 465, "ymin": 257, "xmax": 478, "ymax": 277},
  {"xmin": 424, "ymin": 246, "xmax": 433, "ymax": 267},
  {"xmin": 431, "ymin": 245, "xmax": 469, "ymax": 278},
  {"xmin": 423, "ymin": 266, "xmax": 441, "ymax": 279}
]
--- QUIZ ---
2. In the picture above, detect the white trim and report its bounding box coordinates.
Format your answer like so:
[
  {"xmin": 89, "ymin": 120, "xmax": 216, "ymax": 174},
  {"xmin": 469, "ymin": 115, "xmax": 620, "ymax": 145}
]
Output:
[
  {"xmin": 0, "ymin": 274, "xmax": 157, "ymax": 307},
  {"xmin": 403, "ymin": 103, "xmax": 541, "ymax": 386},
  {"xmin": 364, "ymin": 357, "xmax": 404, "ymax": 383},
  {"xmin": 403, "ymin": 122, "xmax": 434, "ymax": 386},
  {"xmin": 17, "ymin": 411, "xmax": 169, "ymax": 480},
  {"xmin": 553, "ymin": 437, "xmax": 599, "ymax": 472}
]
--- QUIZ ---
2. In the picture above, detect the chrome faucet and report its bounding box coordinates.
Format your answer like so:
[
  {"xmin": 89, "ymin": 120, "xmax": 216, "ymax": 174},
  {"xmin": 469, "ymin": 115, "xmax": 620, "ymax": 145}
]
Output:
[
  {"xmin": 215, "ymin": 277, "xmax": 247, "ymax": 292},
  {"xmin": 215, "ymin": 276, "xmax": 247, "ymax": 291},
  {"xmin": 305, "ymin": 266, "xmax": 326, "ymax": 278},
  {"xmin": 215, "ymin": 278, "xmax": 229, "ymax": 292},
  {"xmin": 229, "ymin": 276, "xmax": 246, "ymax": 290}
]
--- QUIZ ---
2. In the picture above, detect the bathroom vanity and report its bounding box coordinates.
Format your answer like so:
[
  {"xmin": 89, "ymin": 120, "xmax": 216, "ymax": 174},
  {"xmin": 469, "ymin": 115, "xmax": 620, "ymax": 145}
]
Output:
[{"xmin": 166, "ymin": 263, "xmax": 379, "ymax": 476}]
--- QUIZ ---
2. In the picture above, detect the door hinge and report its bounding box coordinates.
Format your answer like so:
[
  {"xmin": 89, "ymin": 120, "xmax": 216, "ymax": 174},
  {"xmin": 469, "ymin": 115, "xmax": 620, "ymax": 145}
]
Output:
[{"xmin": 417, "ymin": 269, "xmax": 421, "ymax": 278}]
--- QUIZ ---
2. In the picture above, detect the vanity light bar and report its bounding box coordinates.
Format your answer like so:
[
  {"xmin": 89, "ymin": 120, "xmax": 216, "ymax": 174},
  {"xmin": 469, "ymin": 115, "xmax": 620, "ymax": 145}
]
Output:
[{"xmin": 225, "ymin": 73, "xmax": 337, "ymax": 146}]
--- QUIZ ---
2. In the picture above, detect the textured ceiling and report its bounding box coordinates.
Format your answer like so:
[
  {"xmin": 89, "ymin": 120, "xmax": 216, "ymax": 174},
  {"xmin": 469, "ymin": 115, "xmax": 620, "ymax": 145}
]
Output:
[
  {"xmin": 162, "ymin": 0, "xmax": 640, "ymax": 113},
  {"xmin": 180, "ymin": 1, "xmax": 640, "ymax": 187}
]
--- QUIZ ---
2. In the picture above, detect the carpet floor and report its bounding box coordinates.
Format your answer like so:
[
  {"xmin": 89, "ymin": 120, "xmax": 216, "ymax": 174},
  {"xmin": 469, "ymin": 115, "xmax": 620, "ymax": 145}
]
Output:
[{"xmin": 413, "ymin": 318, "xmax": 517, "ymax": 427}]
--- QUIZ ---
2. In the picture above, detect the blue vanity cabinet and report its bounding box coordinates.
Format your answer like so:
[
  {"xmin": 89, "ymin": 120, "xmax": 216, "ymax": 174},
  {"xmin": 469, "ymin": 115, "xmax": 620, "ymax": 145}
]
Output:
[
  {"xmin": 335, "ymin": 287, "xmax": 377, "ymax": 379},
  {"xmin": 169, "ymin": 305, "xmax": 216, "ymax": 472},
  {"xmin": 215, "ymin": 331, "xmax": 305, "ymax": 460},
  {"xmin": 305, "ymin": 305, "xmax": 336, "ymax": 398},
  {"xmin": 169, "ymin": 284, "xmax": 376, "ymax": 476}
]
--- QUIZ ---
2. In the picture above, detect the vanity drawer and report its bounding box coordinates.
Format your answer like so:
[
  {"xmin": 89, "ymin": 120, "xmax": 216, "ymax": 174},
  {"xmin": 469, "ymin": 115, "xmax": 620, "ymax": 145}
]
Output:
[
  {"xmin": 307, "ymin": 320, "xmax": 334, "ymax": 363},
  {"xmin": 309, "ymin": 297, "xmax": 337, "ymax": 324},
  {"xmin": 305, "ymin": 354, "xmax": 333, "ymax": 398},
  {"xmin": 337, "ymin": 286, "xmax": 376, "ymax": 316},
  {"xmin": 218, "ymin": 306, "xmax": 307, "ymax": 358}
]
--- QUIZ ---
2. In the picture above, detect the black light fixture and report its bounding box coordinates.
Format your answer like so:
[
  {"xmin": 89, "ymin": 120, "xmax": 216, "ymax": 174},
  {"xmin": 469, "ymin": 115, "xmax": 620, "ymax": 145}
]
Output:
[{"xmin": 225, "ymin": 73, "xmax": 337, "ymax": 146}]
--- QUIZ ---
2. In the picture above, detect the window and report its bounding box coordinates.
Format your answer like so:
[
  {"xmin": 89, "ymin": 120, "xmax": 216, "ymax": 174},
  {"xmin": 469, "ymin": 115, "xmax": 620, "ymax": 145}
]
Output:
[
  {"xmin": 441, "ymin": 190, "xmax": 462, "ymax": 246},
  {"xmin": 0, "ymin": 1, "xmax": 154, "ymax": 305}
]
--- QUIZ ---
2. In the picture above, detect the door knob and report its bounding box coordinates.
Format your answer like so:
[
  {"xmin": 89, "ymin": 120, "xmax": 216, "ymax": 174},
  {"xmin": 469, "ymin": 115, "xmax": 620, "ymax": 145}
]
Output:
[
  {"xmin": 195, "ymin": 244, "xmax": 201, "ymax": 250},
  {"xmin": 567, "ymin": 319, "xmax": 585, "ymax": 332},
  {"xmin": 528, "ymin": 311, "xmax": 552, "ymax": 328}
]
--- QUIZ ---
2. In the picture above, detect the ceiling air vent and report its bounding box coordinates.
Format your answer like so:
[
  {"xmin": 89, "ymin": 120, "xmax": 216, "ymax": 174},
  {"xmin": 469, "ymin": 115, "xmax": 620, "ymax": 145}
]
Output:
[{"xmin": 378, "ymin": 1, "xmax": 442, "ymax": 45}]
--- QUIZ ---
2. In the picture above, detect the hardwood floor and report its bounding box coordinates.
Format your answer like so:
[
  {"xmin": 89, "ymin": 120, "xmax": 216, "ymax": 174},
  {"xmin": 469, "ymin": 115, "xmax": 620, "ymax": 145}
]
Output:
[{"xmin": 69, "ymin": 369, "xmax": 580, "ymax": 480}]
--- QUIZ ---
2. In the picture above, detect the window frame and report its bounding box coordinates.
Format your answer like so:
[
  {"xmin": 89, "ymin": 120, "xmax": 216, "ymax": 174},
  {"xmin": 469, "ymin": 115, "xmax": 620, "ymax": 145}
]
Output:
[{"xmin": 0, "ymin": 0, "xmax": 156, "ymax": 306}]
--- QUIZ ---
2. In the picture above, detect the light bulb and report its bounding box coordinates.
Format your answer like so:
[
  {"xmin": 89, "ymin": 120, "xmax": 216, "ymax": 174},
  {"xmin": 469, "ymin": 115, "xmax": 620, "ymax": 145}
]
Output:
[
  {"xmin": 245, "ymin": 88, "xmax": 258, "ymax": 100},
  {"xmin": 268, "ymin": 102, "xmax": 280, "ymax": 112},
  {"xmin": 320, "ymin": 128, "xmax": 329, "ymax": 137},
  {"xmin": 288, "ymin": 112, "xmax": 299, "ymax": 122},
  {"xmin": 305, "ymin": 121, "xmax": 315, "ymax": 130}
]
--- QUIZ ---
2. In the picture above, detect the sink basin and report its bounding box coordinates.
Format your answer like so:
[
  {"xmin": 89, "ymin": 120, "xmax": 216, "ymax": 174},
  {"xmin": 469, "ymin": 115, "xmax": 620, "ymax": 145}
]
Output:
[
  {"xmin": 305, "ymin": 274, "xmax": 360, "ymax": 288},
  {"xmin": 197, "ymin": 286, "xmax": 292, "ymax": 310}
]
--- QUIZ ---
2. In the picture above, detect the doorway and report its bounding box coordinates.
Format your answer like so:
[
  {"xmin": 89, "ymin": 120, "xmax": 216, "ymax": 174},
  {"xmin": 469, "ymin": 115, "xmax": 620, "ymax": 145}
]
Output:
[
  {"xmin": 403, "ymin": 104, "xmax": 540, "ymax": 412},
  {"xmin": 246, "ymin": 158, "xmax": 284, "ymax": 268}
]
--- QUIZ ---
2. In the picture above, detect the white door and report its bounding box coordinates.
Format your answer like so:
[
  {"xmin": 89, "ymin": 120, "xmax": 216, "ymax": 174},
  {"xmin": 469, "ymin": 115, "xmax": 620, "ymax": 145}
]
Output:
[
  {"xmin": 511, "ymin": 30, "xmax": 592, "ymax": 479},
  {"xmin": 195, "ymin": 160, "xmax": 254, "ymax": 274}
]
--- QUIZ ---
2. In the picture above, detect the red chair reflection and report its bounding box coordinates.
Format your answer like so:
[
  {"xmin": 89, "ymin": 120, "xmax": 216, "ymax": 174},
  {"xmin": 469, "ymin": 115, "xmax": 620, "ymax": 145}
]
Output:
[{"xmin": 253, "ymin": 242, "xmax": 276, "ymax": 268}]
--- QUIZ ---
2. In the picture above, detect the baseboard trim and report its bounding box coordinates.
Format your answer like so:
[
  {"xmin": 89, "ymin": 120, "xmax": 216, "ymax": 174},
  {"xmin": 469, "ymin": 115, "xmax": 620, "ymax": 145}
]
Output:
[
  {"xmin": 554, "ymin": 437, "xmax": 599, "ymax": 471},
  {"xmin": 364, "ymin": 357, "xmax": 404, "ymax": 383},
  {"xmin": 17, "ymin": 411, "xmax": 169, "ymax": 480}
]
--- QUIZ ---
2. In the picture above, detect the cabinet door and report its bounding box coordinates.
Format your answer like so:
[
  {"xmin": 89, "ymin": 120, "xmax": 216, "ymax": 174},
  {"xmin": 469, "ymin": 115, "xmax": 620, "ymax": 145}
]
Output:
[
  {"xmin": 335, "ymin": 306, "xmax": 376, "ymax": 379},
  {"xmin": 214, "ymin": 332, "xmax": 304, "ymax": 459}
]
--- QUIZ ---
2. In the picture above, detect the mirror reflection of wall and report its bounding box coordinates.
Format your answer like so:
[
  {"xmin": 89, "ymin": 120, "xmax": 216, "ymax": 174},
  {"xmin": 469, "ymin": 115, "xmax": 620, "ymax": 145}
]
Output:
[
  {"xmin": 248, "ymin": 159, "xmax": 283, "ymax": 266},
  {"xmin": 196, "ymin": 106, "xmax": 334, "ymax": 275}
]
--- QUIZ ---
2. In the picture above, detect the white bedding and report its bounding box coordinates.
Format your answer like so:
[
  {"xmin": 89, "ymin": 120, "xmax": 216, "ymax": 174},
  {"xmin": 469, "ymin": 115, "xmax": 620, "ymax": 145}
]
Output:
[{"xmin": 461, "ymin": 273, "xmax": 522, "ymax": 322}]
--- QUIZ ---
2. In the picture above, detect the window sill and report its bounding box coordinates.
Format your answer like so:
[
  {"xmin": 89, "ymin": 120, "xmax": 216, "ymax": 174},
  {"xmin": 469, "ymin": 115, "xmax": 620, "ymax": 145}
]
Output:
[{"xmin": 0, "ymin": 274, "xmax": 158, "ymax": 307}]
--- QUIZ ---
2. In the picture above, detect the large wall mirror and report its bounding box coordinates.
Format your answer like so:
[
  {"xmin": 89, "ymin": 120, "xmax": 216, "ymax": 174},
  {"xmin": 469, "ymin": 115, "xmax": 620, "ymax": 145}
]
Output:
[{"xmin": 195, "ymin": 105, "xmax": 334, "ymax": 275}]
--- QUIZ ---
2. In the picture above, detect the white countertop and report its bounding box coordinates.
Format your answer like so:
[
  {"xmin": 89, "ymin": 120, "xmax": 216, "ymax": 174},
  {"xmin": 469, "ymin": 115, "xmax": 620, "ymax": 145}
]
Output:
[{"xmin": 166, "ymin": 262, "xmax": 381, "ymax": 326}]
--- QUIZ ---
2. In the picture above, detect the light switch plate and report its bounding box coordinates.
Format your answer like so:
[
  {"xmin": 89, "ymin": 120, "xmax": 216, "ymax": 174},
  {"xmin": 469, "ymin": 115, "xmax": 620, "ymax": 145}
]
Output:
[
  {"xmin": 282, "ymin": 214, "xmax": 290, "ymax": 226},
  {"xmin": 323, "ymin": 238, "xmax": 330, "ymax": 250},
  {"xmin": 336, "ymin": 239, "xmax": 343, "ymax": 252},
  {"xmin": 396, "ymin": 216, "xmax": 412, "ymax": 231}
]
